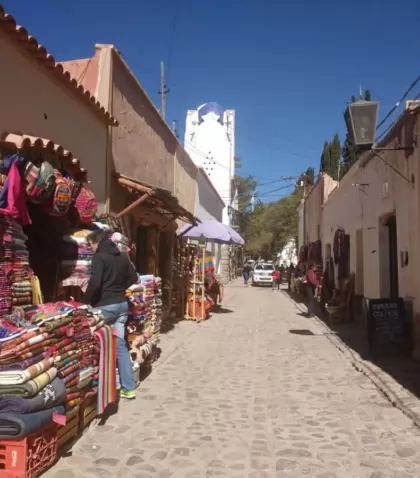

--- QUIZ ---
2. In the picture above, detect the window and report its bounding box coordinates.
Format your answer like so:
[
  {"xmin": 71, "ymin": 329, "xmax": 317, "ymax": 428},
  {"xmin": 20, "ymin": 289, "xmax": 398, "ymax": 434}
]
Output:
[{"xmin": 255, "ymin": 264, "xmax": 274, "ymax": 271}]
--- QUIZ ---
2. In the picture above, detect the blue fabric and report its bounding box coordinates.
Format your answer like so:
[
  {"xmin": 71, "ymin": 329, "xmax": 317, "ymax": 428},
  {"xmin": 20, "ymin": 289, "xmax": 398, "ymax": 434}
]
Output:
[
  {"xmin": 0, "ymin": 154, "xmax": 25, "ymax": 209},
  {"xmin": 0, "ymin": 405, "xmax": 65, "ymax": 438},
  {"xmin": 97, "ymin": 301, "xmax": 135, "ymax": 392}
]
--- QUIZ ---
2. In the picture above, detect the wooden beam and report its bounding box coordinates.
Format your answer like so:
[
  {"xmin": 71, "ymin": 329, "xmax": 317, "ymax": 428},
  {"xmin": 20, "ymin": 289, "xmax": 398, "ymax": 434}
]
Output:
[
  {"xmin": 116, "ymin": 193, "xmax": 149, "ymax": 218},
  {"xmin": 118, "ymin": 177, "xmax": 155, "ymax": 196}
]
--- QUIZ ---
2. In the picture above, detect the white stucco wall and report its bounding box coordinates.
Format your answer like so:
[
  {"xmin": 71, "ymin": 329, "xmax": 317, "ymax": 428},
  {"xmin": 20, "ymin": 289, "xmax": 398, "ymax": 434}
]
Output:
[
  {"xmin": 185, "ymin": 104, "xmax": 235, "ymax": 226},
  {"xmin": 322, "ymin": 118, "xmax": 420, "ymax": 306},
  {"xmin": 195, "ymin": 168, "xmax": 225, "ymax": 275},
  {"xmin": 277, "ymin": 239, "xmax": 298, "ymax": 267},
  {"xmin": 297, "ymin": 201, "xmax": 304, "ymax": 251}
]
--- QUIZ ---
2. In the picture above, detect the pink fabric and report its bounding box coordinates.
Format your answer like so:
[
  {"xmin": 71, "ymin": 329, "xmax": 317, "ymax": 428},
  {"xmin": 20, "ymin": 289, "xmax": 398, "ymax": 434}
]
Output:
[{"xmin": 0, "ymin": 162, "xmax": 31, "ymax": 225}]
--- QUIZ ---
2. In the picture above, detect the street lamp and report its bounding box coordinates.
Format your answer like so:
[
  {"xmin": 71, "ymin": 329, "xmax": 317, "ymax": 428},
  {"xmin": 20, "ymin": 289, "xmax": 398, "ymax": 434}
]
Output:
[{"xmin": 344, "ymin": 100, "xmax": 380, "ymax": 148}]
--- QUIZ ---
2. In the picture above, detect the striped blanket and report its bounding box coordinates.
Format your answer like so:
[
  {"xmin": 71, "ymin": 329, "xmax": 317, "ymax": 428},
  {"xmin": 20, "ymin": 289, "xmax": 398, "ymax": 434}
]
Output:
[
  {"xmin": 0, "ymin": 358, "xmax": 53, "ymax": 385},
  {"xmin": 94, "ymin": 325, "xmax": 117, "ymax": 414}
]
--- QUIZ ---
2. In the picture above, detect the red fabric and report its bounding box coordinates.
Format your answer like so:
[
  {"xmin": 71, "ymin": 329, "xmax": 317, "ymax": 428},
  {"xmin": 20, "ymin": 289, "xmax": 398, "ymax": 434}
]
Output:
[
  {"xmin": 0, "ymin": 162, "xmax": 31, "ymax": 225},
  {"xmin": 272, "ymin": 270, "xmax": 280, "ymax": 280},
  {"xmin": 306, "ymin": 269, "xmax": 319, "ymax": 287}
]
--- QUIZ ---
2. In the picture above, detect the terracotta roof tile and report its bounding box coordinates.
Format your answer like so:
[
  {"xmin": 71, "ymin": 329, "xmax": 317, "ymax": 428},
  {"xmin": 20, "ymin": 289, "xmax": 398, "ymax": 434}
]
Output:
[
  {"xmin": 0, "ymin": 133, "xmax": 87, "ymax": 179},
  {"xmin": 0, "ymin": 5, "xmax": 117, "ymax": 126},
  {"xmin": 60, "ymin": 57, "xmax": 100, "ymax": 97}
]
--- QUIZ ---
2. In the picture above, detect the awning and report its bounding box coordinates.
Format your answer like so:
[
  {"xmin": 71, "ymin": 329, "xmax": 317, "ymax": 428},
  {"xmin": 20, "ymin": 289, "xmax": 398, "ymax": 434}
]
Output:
[
  {"xmin": 0, "ymin": 134, "xmax": 87, "ymax": 180},
  {"xmin": 115, "ymin": 173, "xmax": 199, "ymax": 225},
  {"xmin": 177, "ymin": 219, "xmax": 244, "ymax": 245}
]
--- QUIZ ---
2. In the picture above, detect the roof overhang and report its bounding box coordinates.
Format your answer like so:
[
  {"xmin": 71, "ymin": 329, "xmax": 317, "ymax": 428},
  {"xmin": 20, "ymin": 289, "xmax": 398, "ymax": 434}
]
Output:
[
  {"xmin": 115, "ymin": 173, "xmax": 199, "ymax": 225},
  {"xmin": 0, "ymin": 133, "xmax": 88, "ymax": 180}
]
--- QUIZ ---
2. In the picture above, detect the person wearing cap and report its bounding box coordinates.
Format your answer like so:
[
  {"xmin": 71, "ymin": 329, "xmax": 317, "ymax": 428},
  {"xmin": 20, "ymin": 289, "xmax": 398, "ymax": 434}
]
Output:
[{"xmin": 84, "ymin": 230, "xmax": 138, "ymax": 399}]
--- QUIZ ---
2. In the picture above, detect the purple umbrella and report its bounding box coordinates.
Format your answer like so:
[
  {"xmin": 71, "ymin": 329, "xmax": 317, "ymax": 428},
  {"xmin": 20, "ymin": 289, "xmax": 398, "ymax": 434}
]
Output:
[
  {"xmin": 178, "ymin": 220, "xmax": 236, "ymax": 244},
  {"xmin": 222, "ymin": 224, "xmax": 245, "ymax": 245}
]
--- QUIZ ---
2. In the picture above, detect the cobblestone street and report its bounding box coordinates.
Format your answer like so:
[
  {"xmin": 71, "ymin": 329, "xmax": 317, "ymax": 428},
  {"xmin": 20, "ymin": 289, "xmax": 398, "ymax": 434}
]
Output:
[{"xmin": 46, "ymin": 283, "xmax": 420, "ymax": 478}]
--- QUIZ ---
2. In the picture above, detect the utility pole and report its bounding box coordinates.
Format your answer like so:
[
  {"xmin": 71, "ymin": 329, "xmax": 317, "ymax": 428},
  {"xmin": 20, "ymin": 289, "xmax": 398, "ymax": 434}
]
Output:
[{"xmin": 158, "ymin": 61, "xmax": 170, "ymax": 121}]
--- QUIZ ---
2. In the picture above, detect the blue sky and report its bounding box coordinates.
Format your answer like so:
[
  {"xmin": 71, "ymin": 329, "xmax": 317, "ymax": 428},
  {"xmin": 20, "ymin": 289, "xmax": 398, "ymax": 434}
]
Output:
[{"xmin": 3, "ymin": 0, "xmax": 420, "ymax": 200}]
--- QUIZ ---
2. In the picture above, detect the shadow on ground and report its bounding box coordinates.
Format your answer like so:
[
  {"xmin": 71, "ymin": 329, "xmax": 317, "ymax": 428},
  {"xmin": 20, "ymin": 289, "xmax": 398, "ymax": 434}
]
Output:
[
  {"xmin": 212, "ymin": 306, "xmax": 234, "ymax": 314},
  {"xmin": 289, "ymin": 329, "xmax": 316, "ymax": 336},
  {"xmin": 283, "ymin": 288, "xmax": 420, "ymax": 402}
]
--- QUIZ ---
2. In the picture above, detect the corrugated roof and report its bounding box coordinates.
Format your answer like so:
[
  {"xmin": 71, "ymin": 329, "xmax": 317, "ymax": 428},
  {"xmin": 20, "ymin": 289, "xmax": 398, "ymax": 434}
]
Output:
[{"xmin": 0, "ymin": 5, "xmax": 117, "ymax": 126}]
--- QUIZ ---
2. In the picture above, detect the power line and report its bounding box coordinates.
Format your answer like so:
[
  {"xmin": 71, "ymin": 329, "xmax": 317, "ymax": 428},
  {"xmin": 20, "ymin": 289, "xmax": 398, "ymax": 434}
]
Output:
[
  {"xmin": 185, "ymin": 140, "xmax": 306, "ymax": 186},
  {"xmin": 376, "ymin": 74, "xmax": 420, "ymax": 133}
]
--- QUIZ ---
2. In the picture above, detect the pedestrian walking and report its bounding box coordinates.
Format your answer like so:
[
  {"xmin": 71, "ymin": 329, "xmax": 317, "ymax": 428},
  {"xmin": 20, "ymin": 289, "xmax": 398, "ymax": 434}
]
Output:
[
  {"xmin": 272, "ymin": 267, "xmax": 281, "ymax": 290},
  {"xmin": 84, "ymin": 230, "xmax": 138, "ymax": 399},
  {"xmin": 305, "ymin": 262, "xmax": 319, "ymax": 318},
  {"xmin": 287, "ymin": 263, "xmax": 295, "ymax": 291},
  {"xmin": 243, "ymin": 263, "xmax": 252, "ymax": 285}
]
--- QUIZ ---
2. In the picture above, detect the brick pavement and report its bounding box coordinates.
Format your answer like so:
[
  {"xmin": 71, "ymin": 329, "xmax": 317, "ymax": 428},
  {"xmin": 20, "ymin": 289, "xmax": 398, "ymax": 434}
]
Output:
[{"xmin": 44, "ymin": 282, "xmax": 420, "ymax": 478}]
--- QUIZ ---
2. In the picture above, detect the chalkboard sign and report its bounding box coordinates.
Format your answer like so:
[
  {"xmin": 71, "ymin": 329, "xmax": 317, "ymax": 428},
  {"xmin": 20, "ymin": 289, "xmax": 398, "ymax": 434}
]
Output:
[{"xmin": 366, "ymin": 298, "xmax": 411, "ymax": 357}]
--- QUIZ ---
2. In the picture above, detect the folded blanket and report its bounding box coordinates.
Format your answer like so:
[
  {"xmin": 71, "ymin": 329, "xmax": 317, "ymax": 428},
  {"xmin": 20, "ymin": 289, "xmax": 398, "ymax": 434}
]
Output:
[
  {"xmin": 0, "ymin": 333, "xmax": 48, "ymax": 359},
  {"xmin": 0, "ymin": 405, "xmax": 65, "ymax": 438},
  {"xmin": 0, "ymin": 358, "xmax": 53, "ymax": 385},
  {"xmin": 0, "ymin": 368, "xmax": 57, "ymax": 398},
  {"xmin": 0, "ymin": 377, "xmax": 66, "ymax": 413},
  {"xmin": 0, "ymin": 353, "xmax": 47, "ymax": 372}
]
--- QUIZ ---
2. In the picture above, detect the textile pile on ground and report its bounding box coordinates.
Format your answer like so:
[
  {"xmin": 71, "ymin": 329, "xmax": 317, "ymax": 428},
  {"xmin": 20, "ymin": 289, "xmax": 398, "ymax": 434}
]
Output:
[
  {"xmin": 0, "ymin": 302, "xmax": 116, "ymax": 438},
  {"xmin": 60, "ymin": 230, "xmax": 94, "ymax": 293},
  {"xmin": 126, "ymin": 275, "xmax": 162, "ymax": 367},
  {"xmin": 0, "ymin": 213, "xmax": 33, "ymax": 317}
]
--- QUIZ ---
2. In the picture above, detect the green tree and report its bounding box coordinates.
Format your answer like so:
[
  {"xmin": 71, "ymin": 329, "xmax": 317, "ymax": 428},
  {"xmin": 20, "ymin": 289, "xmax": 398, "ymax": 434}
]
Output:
[
  {"xmin": 329, "ymin": 133, "xmax": 341, "ymax": 180},
  {"xmin": 340, "ymin": 89, "xmax": 372, "ymax": 179},
  {"xmin": 319, "ymin": 141, "xmax": 330, "ymax": 174}
]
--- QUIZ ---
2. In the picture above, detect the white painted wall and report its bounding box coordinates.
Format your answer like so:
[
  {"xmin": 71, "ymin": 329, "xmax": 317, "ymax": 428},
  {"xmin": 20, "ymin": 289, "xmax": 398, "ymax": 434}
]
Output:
[
  {"xmin": 185, "ymin": 103, "xmax": 235, "ymax": 226},
  {"xmin": 194, "ymin": 168, "xmax": 225, "ymax": 275},
  {"xmin": 277, "ymin": 239, "xmax": 298, "ymax": 267},
  {"xmin": 321, "ymin": 115, "xmax": 420, "ymax": 358},
  {"xmin": 297, "ymin": 200, "xmax": 304, "ymax": 250}
]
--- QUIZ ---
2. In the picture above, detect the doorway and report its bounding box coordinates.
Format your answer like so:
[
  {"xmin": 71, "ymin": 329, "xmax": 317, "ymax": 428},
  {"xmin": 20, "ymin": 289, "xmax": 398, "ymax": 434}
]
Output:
[
  {"xmin": 355, "ymin": 229, "xmax": 364, "ymax": 296},
  {"xmin": 387, "ymin": 215, "xmax": 399, "ymax": 298},
  {"xmin": 379, "ymin": 214, "xmax": 398, "ymax": 298}
]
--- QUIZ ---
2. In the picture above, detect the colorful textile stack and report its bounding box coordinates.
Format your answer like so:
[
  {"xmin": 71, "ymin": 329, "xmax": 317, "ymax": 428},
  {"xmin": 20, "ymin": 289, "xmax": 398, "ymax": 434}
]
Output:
[
  {"xmin": 126, "ymin": 274, "xmax": 163, "ymax": 367},
  {"xmin": 0, "ymin": 213, "xmax": 33, "ymax": 316},
  {"xmin": 0, "ymin": 303, "xmax": 116, "ymax": 437},
  {"xmin": 195, "ymin": 249, "xmax": 215, "ymax": 278},
  {"xmin": 60, "ymin": 231, "xmax": 94, "ymax": 292}
]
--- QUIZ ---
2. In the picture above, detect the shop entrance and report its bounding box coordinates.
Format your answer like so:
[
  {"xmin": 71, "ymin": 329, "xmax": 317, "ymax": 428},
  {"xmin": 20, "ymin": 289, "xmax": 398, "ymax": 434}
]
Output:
[
  {"xmin": 379, "ymin": 213, "xmax": 398, "ymax": 298},
  {"xmin": 355, "ymin": 229, "xmax": 364, "ymax": 296},
  {"xmin": 387, "ymin": 215, "xmax": 399, "ymax": 298}
]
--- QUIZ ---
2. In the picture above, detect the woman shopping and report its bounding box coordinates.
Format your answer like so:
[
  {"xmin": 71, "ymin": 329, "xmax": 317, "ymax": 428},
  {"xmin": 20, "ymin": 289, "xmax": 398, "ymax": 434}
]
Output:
[{"xmin": 83, "ymin": 230, "xmax": 138, "ymax": 399}]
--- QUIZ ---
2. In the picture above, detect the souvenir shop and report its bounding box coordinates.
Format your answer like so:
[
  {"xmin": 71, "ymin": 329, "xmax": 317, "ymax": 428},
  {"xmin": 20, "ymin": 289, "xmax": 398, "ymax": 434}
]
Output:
[
  {"xmin": 0, "ymin": 142, "xmax": 165, "ymax": 477},
  {"xmin": 172, "ymin": 239, "xmax": 221, "ymax": 322},
  {"xmin": 291, "ymin": 241, "xmax": 323, "ymax": 295},
  {"xmin": 324, "ymin": 228, "xmax": 354, "ymax": 322},
  {"xmin": 113, "ymin": 174, "xmax": 197, "ymax": 323},
  {"xmin": 175, "ymin": 219, "xmax": 244, "ymax": 322}
]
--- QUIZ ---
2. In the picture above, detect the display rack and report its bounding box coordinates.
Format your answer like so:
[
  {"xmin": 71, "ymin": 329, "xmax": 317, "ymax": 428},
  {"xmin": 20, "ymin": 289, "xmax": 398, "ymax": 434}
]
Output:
[{"xmin": 185, "ymin": 243, "xmax": 206, "ymax": 321}]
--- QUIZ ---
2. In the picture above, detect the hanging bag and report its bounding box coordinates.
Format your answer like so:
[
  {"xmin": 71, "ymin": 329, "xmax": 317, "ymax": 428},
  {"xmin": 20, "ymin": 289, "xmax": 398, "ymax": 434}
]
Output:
[
  {"xmin": 74, "ymin": 186, "xmax": 98, "ymax": 224},
  {"xmin": 43, "ymin": 171, "xmax": 73, "ymax": 216},
  {"xmin": 27, "ymin": 161, "xmax": 55, "ymax": 203}
]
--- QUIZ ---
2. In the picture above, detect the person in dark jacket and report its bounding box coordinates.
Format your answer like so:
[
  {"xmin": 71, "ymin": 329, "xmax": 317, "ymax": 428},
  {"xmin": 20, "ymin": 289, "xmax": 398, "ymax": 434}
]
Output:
[{"xmin": 84, "ymin": 230, "xmax": 138, "ymax": 399}]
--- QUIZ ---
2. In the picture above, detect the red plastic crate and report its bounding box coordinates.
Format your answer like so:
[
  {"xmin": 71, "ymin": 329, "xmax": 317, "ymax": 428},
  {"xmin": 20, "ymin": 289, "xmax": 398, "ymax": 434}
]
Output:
[{"xmin": 0, "ymin": 423, "xmax": 57, "ymax": 478}]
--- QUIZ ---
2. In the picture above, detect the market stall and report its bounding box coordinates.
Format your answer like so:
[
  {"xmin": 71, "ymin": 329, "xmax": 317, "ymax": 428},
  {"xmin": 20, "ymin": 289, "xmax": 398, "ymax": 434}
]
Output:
[
  {"xmin": 0, "ymin": 142, "xmax": 118, "ymax": 475},
  {"xmin": 177, "ymin": 219, "xmax": 244, "ymax": 321}
]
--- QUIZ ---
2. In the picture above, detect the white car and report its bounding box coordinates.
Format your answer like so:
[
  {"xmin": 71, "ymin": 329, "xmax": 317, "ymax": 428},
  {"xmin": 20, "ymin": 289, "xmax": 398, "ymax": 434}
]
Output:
[{"xmin": 252, "ymin": 263, "xmax": 274, "ymax": 286}]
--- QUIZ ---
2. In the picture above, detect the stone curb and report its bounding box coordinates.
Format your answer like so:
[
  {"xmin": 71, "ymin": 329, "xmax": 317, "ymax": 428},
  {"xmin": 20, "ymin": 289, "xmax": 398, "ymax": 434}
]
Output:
[
  {"xmin": 312, "ymin": 313, "xmax": 420, "ymax": 430},
  {"xmin": 282, "ymin": 290, "xmax": 420, "ymax": 430}
]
